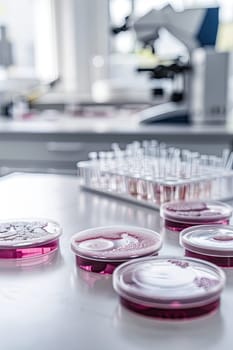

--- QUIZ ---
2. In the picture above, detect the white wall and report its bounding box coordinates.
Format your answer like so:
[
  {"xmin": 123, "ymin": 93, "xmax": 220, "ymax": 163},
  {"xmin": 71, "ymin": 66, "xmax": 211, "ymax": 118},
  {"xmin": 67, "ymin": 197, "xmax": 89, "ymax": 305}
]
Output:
[
  {"xmin": 54, "ymin": 0, "xmax": 109, "ymax": 94},
  {"xmin": 0, "ymin": 0, "xmax": 34, "ymax": 67}
]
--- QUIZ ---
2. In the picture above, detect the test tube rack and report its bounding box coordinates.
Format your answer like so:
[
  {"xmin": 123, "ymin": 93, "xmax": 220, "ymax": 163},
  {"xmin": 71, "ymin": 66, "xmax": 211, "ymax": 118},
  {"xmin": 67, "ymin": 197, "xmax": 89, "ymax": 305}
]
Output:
[{"xmin": 77, "ymin": 141, "xmax": 233, "ymax": 210}]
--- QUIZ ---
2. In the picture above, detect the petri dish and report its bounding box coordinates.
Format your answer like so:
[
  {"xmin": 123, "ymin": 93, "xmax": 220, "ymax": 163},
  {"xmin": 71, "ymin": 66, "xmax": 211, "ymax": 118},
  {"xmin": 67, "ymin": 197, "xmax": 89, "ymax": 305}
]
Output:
[
  {"xmin": 0, "ymin": 218, "xmax": 62, "ymax": 260},
  {"xmin": 180, "ymin": 224, "xmax": 233, "ymax": 267},
  {"xmin": 113, "ymin": 256, "xmax": 225, "ymax": 319},
  {"xmin": 71, "ymin": 225, "xmax": 162, "ymax": 274},
  {"xmin": 160, "ymin": 200, "xmax": 232, "ymax": 232}
]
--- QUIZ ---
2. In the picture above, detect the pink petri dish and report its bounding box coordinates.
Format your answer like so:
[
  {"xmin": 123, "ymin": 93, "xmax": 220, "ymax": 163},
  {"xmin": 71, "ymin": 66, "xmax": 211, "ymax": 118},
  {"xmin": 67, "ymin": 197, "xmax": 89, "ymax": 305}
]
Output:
[
  {"xmin": 70, "ymin": 226, "xmax": 162, "ymax": 274},
  {"xmin": 113, "ymin": 256, "xmax": 225, "ymax": 319},
  {"xmin": 0, "ymin": 219, "xmax": 62, "ymax": 260},
  {"xmin": 160, "ymin": 200, "xmax": 232, "ymax": 232},
  {"xmin": 180, "ymin": 224, "xmax": 233, "ymax": 268}
]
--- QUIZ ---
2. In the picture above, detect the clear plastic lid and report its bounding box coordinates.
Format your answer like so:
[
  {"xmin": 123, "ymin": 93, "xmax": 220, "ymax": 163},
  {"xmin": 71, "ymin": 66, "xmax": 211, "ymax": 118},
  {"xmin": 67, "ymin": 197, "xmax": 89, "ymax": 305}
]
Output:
[
  {"xmin": 0, "ymin": 219, "xmax": 62, "ymax": 248},
  {"xmin": 180, "ymin": 225, "xmax": 233, "ymax": 257},
  {"xmin": 71, "ymin": 226, "xmax": 162, "ymax": 262},
  {"xmin": 161, "ymin": 200, "xmax": 232, "ymax": 224},
  {"xmin": 113, "ymin": 256, "xmax": 225, "ymax": 309}
]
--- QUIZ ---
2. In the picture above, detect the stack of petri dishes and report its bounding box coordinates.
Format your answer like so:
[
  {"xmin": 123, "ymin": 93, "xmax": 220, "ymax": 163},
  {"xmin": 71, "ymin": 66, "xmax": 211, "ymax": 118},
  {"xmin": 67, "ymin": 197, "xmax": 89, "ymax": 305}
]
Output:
[{"xmin": 70, "ymin": 199, "xmax": 233, "ymax": 319}]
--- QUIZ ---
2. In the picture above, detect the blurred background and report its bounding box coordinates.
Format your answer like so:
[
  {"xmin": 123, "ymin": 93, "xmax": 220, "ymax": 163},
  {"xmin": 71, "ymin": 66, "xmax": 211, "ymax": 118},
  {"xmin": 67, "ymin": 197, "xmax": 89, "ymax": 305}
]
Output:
[
  {"xmin": 0, "ymin": 0, "xmax": 233, "ymax": 175},
  {"xmin": 1, "ymin": 0, "xmax": 233, "ymax": 104}
]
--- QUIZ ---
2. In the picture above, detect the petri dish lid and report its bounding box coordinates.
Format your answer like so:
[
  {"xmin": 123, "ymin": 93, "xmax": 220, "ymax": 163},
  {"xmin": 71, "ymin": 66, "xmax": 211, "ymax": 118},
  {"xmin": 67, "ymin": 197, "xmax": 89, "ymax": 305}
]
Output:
[
  {"xmin": 71, "ymin": 225, "xmax": 162, "ymax": 262},
  {"xmin": 160, "ymin": 200, "xmax": 232, "ymax": 224},
  {"xmin": 180, "ymin": 225, "xmax": 233, "ymax": 257},
  {"xmin": 0, "ymin": 218, "xmax": 62, "ymax": 248},
  {"xmin": 113, "ymin": 256, "xmax": 225, "ymax": 309}
]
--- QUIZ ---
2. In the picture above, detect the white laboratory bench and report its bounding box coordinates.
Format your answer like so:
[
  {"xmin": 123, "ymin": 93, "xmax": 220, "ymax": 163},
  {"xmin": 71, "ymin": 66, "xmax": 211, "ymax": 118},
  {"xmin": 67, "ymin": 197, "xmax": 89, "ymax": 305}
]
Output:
[
  {"xmin": 0, "ymin": 172, "xmax": 233, "ymax": 350},
  {"xmin": 0, "ymin": 115, "xmax": 233, "ymax": 174}
]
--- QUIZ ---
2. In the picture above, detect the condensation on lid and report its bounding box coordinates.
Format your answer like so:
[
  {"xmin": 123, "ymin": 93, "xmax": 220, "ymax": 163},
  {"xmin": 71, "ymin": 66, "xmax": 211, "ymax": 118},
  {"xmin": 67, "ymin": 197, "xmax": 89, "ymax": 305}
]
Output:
[
  {"xmin": 0, "ymin": 218, "xmax": 62, "ymax": 248},
  {"xmin": 160, "ymin": 200, "xmax": 232, "ymax": 224},
  {"xmin": 71, "ymin": 226, "xmax": 162, "ymax": 261},
  {"xmin": 113, "ymin": 256, "xmax": 225, "ymax": 309},
  {"xmin": 181, "ymin": 225, "xmax": 233, "ymax": 257}
]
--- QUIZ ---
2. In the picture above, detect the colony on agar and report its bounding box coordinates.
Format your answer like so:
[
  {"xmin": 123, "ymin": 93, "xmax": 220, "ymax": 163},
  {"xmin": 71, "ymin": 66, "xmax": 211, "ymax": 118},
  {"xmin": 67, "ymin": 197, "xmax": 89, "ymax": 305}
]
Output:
[{"xmin": 71, "ymin": 226, "xmax": 162, "ymax": 274}]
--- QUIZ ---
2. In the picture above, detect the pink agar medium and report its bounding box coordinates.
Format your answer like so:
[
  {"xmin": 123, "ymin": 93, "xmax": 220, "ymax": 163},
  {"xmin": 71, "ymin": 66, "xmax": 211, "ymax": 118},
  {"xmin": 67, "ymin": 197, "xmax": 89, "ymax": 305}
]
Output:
[
  {"xmin": 0, "ymin": 219, "xmax": 62, "ymax": 260},
  {"xmin": 113, "ymin": 256, "xmax": 225, "ymax": 319},
  {"xmin": 160, "ymin": 200, "xmax": 232, "ymax": 232},
  {"xmin": 120, "ymin": 298, "xmax": 220, "ymax": 319},
  {"xmin": 71, "ymin": 226, "xmax": 162, "ymax": 274},
  {"xmin": 180, "ymin": 225, "xmax": 233, "ymax": 267}
]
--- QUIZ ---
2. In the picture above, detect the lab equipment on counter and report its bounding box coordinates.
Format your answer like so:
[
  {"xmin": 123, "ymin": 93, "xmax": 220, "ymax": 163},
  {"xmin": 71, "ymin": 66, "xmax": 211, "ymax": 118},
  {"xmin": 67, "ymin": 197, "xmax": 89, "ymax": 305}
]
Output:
[
  {"xmin": 134, "ymin": 6, "xmax": 228, "ymax": 125},
  {"xmin": 0, "ymin": 26, "xmax": 13, "ymax": 68},
  {"xmin": 180, "ymin": 225, "xmax": 233, "ymax": 268},
  {"xmin": 77, "ymin": 141, "xmax": 233, "ymax": 209},
  {"xmin": 113, "ymin": 256, "xmax": 225, "ymax": 319},
  {"xmin": 0, "ymin": 218, "xmax": 62, "ymax": 260},
  {"xmin": 161, "ymin": 200, "xmax": 232, "ymax": 232},
  {"xmin": 71, "ymin": 225, "xmax": 162, "ymax": 274},
  {"xmin": 113, "ymin": 6, "xmax": 231, "ymax": 125}
]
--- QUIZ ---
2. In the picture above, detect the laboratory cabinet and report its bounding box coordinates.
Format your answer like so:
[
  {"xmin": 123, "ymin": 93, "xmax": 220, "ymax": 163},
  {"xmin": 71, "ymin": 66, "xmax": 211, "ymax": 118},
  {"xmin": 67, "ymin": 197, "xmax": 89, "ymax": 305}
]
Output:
[
  {"xmin": 0, "ymin": 140, "xmax": 112, "ymax": 174},
  {"xmin": 0, "ymin": 138, "xmax": 230, "ymax": 175},
  {"xmin": 0, "ymin": 118, "xmax": 232, "ymax": 174}
]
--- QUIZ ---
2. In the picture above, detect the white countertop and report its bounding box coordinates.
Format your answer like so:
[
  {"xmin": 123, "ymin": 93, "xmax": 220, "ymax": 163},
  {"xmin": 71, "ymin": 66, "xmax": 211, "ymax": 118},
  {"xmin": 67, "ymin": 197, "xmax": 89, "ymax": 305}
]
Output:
[
  {"xmin": 0, "ymin": 115, "xmax": 233, "ymax": 138},
  {"xmin": 0, "ymin": 172, "xmax": 233, "ymax": 350}
]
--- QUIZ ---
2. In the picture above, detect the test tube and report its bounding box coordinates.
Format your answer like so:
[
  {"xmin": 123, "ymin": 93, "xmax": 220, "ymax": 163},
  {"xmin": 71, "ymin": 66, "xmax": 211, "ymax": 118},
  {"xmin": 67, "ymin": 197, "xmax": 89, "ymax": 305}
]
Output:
[
  {"xmin": 88, "ymin": 152, "xmax": 98, "ymax": 187},
  {"xmin": 79, "ymin": 139, "xmax": 233, "ymax": 208}
]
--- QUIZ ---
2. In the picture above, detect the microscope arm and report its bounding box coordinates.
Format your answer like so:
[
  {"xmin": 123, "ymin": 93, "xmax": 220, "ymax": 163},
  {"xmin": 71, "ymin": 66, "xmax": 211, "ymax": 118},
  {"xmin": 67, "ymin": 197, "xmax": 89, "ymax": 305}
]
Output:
[{"xmin": 133, "ymin": 5, "xmax": 218, "ymax": 54}]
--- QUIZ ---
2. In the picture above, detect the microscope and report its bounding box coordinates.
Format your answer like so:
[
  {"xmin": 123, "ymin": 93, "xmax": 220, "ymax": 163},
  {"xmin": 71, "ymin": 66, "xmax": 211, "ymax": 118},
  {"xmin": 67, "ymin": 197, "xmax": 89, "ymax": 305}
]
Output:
[{"xmin": 112, "ymin": 5, "xmax": 231, "ymax": 125}]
